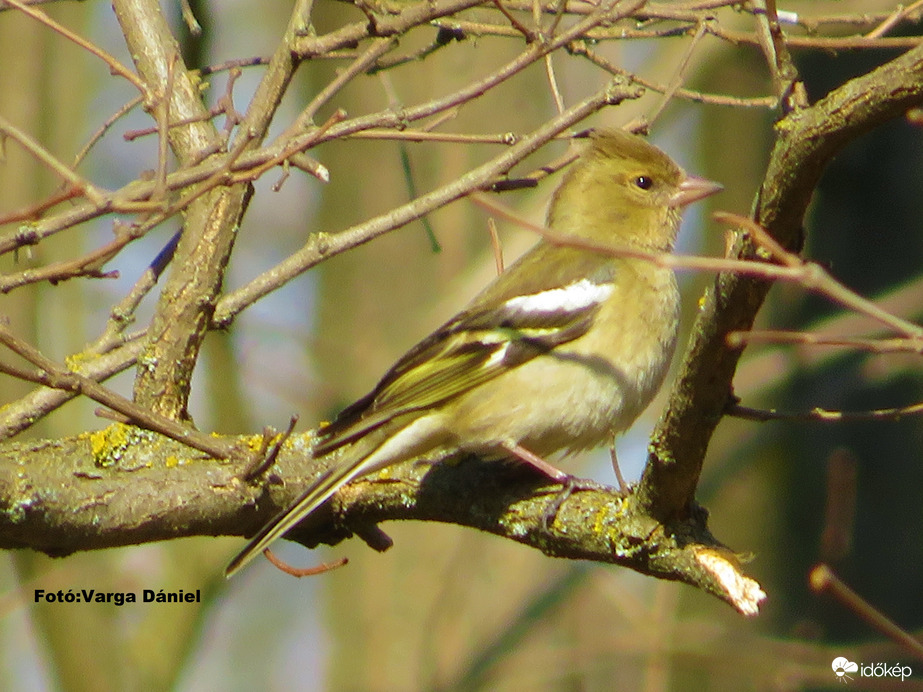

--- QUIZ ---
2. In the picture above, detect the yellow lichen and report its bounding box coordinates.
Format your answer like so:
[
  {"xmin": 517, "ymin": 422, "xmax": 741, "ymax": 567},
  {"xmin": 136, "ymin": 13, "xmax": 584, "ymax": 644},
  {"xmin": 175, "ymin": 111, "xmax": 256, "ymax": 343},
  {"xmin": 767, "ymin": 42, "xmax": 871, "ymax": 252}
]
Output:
[
  {"xmin": 88, "ymin": 424, "xmax": 144, "ymax": 467},
  {"xmin": 243, "ymin": 434, "xmax": 266, "ymax": 451},
  {"xmin": 64, "ymin": 351, "xmax": 93, "ymax": 371}
]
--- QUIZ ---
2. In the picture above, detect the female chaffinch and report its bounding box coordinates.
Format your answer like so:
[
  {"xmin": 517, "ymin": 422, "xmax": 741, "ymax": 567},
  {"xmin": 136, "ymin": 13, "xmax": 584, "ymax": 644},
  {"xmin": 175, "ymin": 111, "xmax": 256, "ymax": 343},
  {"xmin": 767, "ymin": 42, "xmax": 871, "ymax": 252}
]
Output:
[{"xmin": 227, "ymin": 129, "xmax": 721, "ymax": 577}]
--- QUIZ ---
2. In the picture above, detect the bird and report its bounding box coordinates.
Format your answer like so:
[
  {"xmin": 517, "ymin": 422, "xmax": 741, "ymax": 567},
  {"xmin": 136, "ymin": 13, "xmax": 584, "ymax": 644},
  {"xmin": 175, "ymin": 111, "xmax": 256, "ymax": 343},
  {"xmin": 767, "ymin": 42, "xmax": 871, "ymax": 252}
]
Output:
[{"xmin": 226, "ymin": 129, "xmax": 722, "ymax": 577}]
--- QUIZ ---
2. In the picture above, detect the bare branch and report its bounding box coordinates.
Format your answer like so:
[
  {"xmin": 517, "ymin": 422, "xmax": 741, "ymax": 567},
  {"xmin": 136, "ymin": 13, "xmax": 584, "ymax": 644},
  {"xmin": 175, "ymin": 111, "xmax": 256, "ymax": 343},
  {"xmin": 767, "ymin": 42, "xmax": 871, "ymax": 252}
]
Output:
[
  {"xmin": 5, "ymin": 0, "xmax": 147, "ymax": 94},
  {"xmin": 810, "ymin": 565, "xmax": 923, "ymax": 660},
  {"xmin": 0, "ymin": 431, "xmax": 764, "ymax": 614},
  {"xmin": 0, "ymin": 325, "xmax": 239, "ymax": 460},
  {"xmin": 0, "ymin": 114, "xmax": 106, "ymax": 206},
  {"xmin": 212, "ymin": 78, "xmax": 642, "ymax": 326}
]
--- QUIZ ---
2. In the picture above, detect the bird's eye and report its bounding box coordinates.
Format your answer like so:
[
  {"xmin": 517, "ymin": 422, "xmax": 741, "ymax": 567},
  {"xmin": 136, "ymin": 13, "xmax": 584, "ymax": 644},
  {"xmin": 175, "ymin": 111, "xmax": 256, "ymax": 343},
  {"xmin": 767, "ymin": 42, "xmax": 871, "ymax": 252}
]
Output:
[{"xmin": 634, "ymin": 175, "xmax": 654, "ymax": 190}]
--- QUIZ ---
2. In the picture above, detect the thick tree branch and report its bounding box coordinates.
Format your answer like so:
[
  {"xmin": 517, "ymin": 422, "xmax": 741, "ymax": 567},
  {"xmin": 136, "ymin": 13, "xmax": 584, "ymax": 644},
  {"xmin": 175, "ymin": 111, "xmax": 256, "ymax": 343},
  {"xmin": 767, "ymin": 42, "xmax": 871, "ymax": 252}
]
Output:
[
  {"xmin": 113, "ymin": 0, "xmax": 249, "ymax": 420},
  {"xmin": 0, "ymin": 428, "xmax": 764, "ymax": 615}
]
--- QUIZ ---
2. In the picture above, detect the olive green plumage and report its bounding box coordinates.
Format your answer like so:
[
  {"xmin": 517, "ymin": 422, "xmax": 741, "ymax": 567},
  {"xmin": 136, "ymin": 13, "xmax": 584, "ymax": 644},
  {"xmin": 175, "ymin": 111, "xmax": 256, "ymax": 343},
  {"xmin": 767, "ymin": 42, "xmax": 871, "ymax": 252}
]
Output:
[{"xmin": 226, "ymin": 130, "xmax": 721, "ymax": 577}]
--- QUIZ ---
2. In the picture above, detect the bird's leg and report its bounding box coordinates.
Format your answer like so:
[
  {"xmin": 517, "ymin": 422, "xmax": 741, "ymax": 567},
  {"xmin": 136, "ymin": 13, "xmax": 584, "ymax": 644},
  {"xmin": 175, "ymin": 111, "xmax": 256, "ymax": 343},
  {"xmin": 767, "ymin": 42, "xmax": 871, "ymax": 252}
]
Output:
[
  {"xmin": 502, "ymin": 442, "xmax": 569, "ymax": 481},
  {"xmin": 501, "ymin": 442, "xmax": 607, "ymax": 528},
  {"xmin": 609, "ymin": 438, "xmax": 628, "ymax": 494}
]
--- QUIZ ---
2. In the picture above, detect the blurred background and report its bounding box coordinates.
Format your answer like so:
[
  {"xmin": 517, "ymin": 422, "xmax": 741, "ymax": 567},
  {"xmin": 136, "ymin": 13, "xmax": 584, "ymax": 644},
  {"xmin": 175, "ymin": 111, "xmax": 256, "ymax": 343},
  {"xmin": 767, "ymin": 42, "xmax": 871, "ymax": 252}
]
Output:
[{"xmin": 1, "ymin": 1, "xmax": 922, "ymax": 689}]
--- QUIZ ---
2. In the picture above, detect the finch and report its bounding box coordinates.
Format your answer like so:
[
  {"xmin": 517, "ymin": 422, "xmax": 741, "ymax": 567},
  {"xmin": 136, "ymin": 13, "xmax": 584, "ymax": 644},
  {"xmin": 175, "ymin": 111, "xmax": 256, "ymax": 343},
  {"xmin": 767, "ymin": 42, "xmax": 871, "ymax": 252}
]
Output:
[{"xmin": 226, "ymin": 129, "xmax": 721, "ymax": 577}]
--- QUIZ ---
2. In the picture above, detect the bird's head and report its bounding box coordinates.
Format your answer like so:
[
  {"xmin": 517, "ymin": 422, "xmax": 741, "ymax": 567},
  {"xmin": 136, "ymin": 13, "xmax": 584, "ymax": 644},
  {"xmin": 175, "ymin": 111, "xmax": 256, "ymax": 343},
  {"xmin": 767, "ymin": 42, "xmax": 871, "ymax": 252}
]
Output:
[{"xmin": 547, "ymin": 129, "xmax": 722, "ymax": 252}]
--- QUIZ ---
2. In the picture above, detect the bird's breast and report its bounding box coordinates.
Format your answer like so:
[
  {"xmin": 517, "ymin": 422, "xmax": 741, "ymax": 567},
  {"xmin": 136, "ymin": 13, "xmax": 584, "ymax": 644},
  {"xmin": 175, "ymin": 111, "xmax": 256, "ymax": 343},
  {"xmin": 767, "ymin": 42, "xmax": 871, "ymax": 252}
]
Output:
[{"xmin": 447, "ymin": 262, "xmax": 680, "ymax": 457}]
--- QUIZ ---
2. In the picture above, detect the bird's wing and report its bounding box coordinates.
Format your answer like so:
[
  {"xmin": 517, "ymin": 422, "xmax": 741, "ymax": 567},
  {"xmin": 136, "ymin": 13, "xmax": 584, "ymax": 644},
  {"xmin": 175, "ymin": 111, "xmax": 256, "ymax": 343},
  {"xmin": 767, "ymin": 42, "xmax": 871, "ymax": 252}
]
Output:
[{"xmin": 314, "ymin": 258, "xmax": 616, "ymax": 456}]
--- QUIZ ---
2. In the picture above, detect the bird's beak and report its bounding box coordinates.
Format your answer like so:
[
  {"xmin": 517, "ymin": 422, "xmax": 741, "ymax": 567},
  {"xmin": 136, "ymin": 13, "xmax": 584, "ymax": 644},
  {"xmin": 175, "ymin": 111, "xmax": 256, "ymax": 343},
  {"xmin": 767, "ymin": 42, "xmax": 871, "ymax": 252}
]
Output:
[{"xmin": 670, "ymin": 175, "xmax": 723, "ymax": 208}]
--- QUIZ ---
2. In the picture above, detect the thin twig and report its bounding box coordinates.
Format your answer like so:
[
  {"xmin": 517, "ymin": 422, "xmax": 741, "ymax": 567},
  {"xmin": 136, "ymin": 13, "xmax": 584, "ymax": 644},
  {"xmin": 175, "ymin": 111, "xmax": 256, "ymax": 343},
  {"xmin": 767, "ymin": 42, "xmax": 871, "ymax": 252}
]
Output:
[
  {"xmin": 303, "ymin": 0, "xmax": 647, "ymax": 146},
  {"xmin": 236, "ymin": 110, "xmax": 342, "ymax": 184},
  {"xmin": 0, "ymin": 186, "xmax": 86, "ymax": 227},
  {"xmin": 97, "ymin": 231, "xmax": 181, "ymax": 349},
  {"xmin": 751, "ymin": 0, "xmax": 808, "ymax": 111},
  {"xmin": 179, "ymin": 0, "xmax": 202, "ymax": 36},
  {"xmin": 467, "ymin": 195, "xmax": 923, "ymax": 341},
  {"xmin": 728, "ymin": 402, "xmax": 923, "ymax": 423},
  {"xmin": 810, "ymin": 564, "xmax": 923, "ymax": 660},
  {"xmin": 646, "ymin": 18, "xmax": 709, "ymax": 127},
  {"xmin": 713, "ymin": 26, "xmax": 923, "ymax": 51},
  {"xmin": 0, "ymin": 325, "xmax": 239, "ymax": 460},
  {"xmin": 493, "ymin": 0, "xmax": 537, "ymax": 41},
  {"xmin": 242, "ymin": 415, "xmax": 300, "ymax": 481},
  {"xmin": 865, "ymin": 0, "xmax": 923, "ymax": 39},
  {"xmin": 715, "ymin": 212, "xmax": 923, "ymax": 339},
  {"xmin": 211, "ymin": 76, "xmax": 644, "ymax": 326},
  {"xmin": 487, "ymin": 217, "xmax": 504, "ymax": 275},
  {"xmin": 726, "ymin": 329, "xmax": 923, "ymax": 354},
  {"xmin": 0, "ymin": 136, "xmax": 281, "ymax": 257},
  {"xmin": 123, "ymin": 69, "xmax": 245, "ymax": 142},
  {"xmin": 291, "ymin": 36, "xmax": 398, "ymax": 134},
  {"xmin": 0, "ymin": 338, "xmax": 144, "ymax": 440},
  {"xmin": 1, "ymin": 1, "xmax": 639, "ymax": 260},
  {"xmin": 346, "ymin": 129, "xmax": 522, "ymax": 144},
  {"xmin": 197, "ymin": 55, "xmax": 270, "ymax": 77},
  {"xmin": 263, "ymin": 548, "xmax": 349, "ymax": 577},
  {"xmin": 713, "ymin": 211, "xmax": 798, "ymax": 267},
  {"xmin": 543, "ymin": 54, "xmax": 566, "ymax": 114},
  {"xmin": 0, "ymin": 115, "xmax": 106, "ymax": 207},
  {"xmin": 152, "ymin": 53, "xmax": 178, "ymax": 207},
  {"xmin": 0, "ymin": 132, "xmax": 257, "ymax": 294},
  {"xmin": 216, "ymin": 68, "xmax": 245, "ymax": 137},
  {"xmin": 73, "ymin": 95, "xmax": 144, "ymax": 169},
  {"xmin": 5, "ymin": 0, "xmax": 147, "ymax": 94},
  {"xmin": 572, "ymin": 43, "xmax": 777, "ymax": 109}
]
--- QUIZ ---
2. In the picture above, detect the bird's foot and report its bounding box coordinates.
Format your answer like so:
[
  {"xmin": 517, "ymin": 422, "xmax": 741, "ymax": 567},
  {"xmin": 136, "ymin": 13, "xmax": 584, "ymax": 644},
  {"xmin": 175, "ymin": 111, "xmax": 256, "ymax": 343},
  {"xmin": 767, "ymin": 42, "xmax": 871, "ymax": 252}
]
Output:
[{"xmin": 540, "ymin": 475, "xmax": 614, "ymax": 529}]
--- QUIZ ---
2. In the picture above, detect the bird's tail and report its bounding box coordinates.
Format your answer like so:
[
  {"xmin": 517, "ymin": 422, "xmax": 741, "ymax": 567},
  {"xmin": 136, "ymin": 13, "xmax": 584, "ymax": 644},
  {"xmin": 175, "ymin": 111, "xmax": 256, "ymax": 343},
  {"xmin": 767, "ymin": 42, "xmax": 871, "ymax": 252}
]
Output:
[
  {"xmin": 225, "ymin": 458, "xmax": 372, "ymax": 578},
  {"xmin": 226, "ymin": 415, "xmax": 446, "ymax": 577}
]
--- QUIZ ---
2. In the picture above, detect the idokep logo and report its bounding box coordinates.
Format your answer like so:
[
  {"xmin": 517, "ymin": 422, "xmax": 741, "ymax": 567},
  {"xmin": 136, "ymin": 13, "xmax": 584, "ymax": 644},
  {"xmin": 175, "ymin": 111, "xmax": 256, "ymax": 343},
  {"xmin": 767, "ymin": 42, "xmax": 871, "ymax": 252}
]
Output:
[
  {"xmin": 832, "ymin": 657, "xmax": 913, "ymax": 684},
  {"xmin": 832, "ymin": 657, "xmax": 858, "ymax": 683}
]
